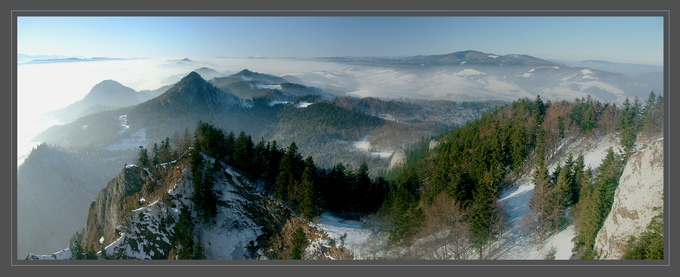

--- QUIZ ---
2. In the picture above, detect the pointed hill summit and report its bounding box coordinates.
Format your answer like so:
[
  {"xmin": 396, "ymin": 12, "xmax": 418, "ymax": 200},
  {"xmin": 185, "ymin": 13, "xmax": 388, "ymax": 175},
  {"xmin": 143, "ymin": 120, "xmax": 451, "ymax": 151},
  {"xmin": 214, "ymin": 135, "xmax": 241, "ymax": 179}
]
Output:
[
  {"xmin": 210, "ymin": 69, "xmax": 337, "ymax": 100},
  {"xmin": 50, "ymin": 79, "xmax": 141, "ymax": 123}
]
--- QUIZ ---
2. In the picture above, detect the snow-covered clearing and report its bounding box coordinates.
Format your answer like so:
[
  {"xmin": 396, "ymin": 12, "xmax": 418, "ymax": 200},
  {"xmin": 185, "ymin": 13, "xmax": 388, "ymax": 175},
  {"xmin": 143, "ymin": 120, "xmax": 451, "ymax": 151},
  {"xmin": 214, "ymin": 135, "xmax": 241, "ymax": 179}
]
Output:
[
  {"xmin": 296, "ymin": 101, "xmax": 313, "ymax": 108},
  {"xmin": 313, "ymin": 212, "xmax": 372, "ymax": 255},
  {"xmin": 106, "ymin": 128, "xmax": 150, "ymax": 150},
  {"xmin": 350, "ymin": 135, "xmax": 393, "ymax": 159},
  {"xmin": 269, "ymin": 100, "xmax": 291, "ymax": 106},
  {"xmin": 454, "ymin": 68, "xmax": 485, "ymax": 77},
  {"xmin": 255, "ymin": 84, "xmax": 282, "ymax": 90}
]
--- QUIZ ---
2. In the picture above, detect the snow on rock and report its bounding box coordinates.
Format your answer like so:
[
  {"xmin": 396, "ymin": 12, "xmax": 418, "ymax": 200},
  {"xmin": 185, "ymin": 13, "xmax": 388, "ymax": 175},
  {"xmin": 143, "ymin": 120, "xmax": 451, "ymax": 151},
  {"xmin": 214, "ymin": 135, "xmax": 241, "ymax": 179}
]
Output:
[
  {"xmin": 25, "ymin": 249, "xmax": 74, "ymax": 260},
  {"xmin": 195, "ymin": 167, "xmax": 262, "ymax": 260},
  {"xmin": 594, "ymin": 139, "xmax": 664, "ymax": 260}
]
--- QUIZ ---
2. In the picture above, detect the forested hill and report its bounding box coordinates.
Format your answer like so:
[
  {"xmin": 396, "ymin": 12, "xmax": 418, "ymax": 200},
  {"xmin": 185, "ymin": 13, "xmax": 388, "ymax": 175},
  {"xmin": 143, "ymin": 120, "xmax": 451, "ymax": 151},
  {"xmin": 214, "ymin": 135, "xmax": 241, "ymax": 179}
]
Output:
[{"xmin": 378, "ymin": 92, "xmax": 663, "ymax": 259}]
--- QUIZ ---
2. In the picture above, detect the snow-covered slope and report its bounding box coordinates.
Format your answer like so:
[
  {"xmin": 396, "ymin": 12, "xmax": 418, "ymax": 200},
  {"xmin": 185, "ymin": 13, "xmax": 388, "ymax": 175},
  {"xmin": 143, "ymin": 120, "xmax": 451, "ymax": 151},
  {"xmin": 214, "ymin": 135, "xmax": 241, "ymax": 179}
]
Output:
[{"xmin": 490, "ymin": 133, "xmax": 623, "ymax": 260}]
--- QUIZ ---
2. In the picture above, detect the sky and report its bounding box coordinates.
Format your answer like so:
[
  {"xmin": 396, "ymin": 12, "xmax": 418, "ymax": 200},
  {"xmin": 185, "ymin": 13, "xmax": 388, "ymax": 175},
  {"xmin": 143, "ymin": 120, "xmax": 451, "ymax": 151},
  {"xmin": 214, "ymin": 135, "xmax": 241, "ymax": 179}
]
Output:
[{"xmin": 17, "ymin": 15, "xmax": 665, "ymax": 65}]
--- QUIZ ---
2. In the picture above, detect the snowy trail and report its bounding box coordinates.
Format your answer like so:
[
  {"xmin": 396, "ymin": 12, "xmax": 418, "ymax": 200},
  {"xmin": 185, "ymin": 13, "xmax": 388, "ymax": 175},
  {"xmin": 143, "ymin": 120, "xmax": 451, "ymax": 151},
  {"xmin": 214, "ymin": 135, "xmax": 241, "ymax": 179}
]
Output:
[{"xmin": 492, "ymin": 176, "xmax": 576, "ymax": 260}]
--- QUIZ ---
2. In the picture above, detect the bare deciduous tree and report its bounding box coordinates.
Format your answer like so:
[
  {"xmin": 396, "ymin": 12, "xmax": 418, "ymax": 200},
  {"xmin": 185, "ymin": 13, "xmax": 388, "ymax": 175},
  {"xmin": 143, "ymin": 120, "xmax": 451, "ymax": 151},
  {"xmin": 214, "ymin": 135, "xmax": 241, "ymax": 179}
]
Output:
[{"xmin": 417, "ymin": 193, "xmax": 472, "ymax": 260}]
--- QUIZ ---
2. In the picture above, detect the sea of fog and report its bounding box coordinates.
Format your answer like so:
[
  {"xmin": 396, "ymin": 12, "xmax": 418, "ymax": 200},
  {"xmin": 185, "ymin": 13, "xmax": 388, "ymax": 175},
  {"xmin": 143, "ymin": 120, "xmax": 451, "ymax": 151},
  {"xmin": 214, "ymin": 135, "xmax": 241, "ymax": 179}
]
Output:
[{"xmin": 15, "ymin": 57, "xmax": 354, "ymax": 166}]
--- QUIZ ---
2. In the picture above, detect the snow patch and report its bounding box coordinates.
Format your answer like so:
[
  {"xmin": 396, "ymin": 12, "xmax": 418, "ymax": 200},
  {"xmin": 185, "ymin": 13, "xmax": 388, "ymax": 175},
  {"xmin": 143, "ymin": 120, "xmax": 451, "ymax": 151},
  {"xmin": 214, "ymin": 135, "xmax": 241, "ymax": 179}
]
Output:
[
  {"xmin": 239, "ymin": 99, "xmax": 254, "ymax": 108},
  {"xmin": 351, "ymin": 135, "xmax": 371, "ymax": 151},
  {"xmin": 296, "ymin": 101, "xmax": 313, "ymax": 108},
  {"xmin": 256, "ymin": 84, "xmax": 282, "ymax": 90},
  {"xmin": 349, "ymin": 135, "xmax": 393, "ymax": 159},
  {"xmin": 269, "ymin": 100, "xmax": 291, "ymax": 106},
  {"xmin": 454, "ymin": 68, "xmax": 485, "ymax": 77},
  {"xmin": 117, "ymin": 115, "xmax": 130, "ymax": 134},
  {"xmin": 314, "ymin": 212, "xmax": 372, "ymax": 258}
]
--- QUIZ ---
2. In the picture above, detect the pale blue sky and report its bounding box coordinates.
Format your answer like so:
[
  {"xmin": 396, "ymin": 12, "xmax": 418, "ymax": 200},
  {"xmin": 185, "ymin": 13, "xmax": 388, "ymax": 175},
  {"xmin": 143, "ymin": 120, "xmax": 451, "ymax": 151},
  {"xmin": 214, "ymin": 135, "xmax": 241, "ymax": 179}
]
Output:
[{"xmin": 17, "ymin": 16, "xmax": 664, "ymax": 65}]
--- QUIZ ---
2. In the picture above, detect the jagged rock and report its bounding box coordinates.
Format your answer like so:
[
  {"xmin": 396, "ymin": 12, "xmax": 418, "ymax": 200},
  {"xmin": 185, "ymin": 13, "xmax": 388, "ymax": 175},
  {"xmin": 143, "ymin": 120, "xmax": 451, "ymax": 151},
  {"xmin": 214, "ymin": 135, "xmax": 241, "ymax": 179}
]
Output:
[
  {"xmin": 388, "ymin": 149, "xmax": 406, "ymax": 171},
  {"xmin": 594, "ymin": 139, "xmax": 664, "ymax": 260},
  {"xmin": 81, "ymin": 165, "xmax": 150, "ymax": 250},
  {"xmin": 428, "ymin": 139, "xmax": 440, "ymax": 150}
]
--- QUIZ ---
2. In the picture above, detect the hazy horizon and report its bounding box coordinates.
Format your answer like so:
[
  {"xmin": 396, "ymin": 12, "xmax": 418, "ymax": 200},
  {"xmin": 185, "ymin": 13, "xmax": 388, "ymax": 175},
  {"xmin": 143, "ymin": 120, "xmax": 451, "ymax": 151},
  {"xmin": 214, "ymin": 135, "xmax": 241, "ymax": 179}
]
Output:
[{"xmin": 17, "ymin": 16, "xmax": 664, "ymax": 66}]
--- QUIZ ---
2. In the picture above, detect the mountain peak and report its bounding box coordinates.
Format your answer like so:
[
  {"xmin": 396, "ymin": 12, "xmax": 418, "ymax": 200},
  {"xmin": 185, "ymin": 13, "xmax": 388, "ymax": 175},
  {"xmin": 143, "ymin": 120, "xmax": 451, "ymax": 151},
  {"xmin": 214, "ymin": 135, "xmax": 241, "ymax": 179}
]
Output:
[
  {"xmin": 185, "ymin": 70, "xmax": 203, "ymax": 79},
  {"xmin": 83, "ymin": 79, "xmax": 138, "ymax": 102},
  {"xmin": 237, "ymin": 69, "xmax": 253, "ymax": 75},
  {"xmin": 146, "ymin": 70, "xmax": 240, "ymax": 109},
  {"xmin": 177, "ymin": 71, "xmax": 207, "ymax": 85}
]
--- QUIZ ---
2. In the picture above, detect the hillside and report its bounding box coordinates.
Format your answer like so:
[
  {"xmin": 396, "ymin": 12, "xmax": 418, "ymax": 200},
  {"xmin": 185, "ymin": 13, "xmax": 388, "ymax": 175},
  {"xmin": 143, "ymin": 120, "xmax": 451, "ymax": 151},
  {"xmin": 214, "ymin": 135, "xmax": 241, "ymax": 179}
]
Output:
[{"xmin": 25, "ymin": 92, "xmax": 664, "ymax": 261}]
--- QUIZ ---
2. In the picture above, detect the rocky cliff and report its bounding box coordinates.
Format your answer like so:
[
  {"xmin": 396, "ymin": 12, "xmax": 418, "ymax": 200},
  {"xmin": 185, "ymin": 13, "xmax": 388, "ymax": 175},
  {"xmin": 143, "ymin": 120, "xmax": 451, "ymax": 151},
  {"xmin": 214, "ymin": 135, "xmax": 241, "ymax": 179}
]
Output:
[
  {"xmin": 594, "ymin": 138, "xmax": 664, "ymax": 259},
  {"xmin": 29, "ymin": 149, "xmax": 351, "ymax": 260},
  {"xmin": 81, "ymin": 153, "xmax": 188, "ymax": 251}
]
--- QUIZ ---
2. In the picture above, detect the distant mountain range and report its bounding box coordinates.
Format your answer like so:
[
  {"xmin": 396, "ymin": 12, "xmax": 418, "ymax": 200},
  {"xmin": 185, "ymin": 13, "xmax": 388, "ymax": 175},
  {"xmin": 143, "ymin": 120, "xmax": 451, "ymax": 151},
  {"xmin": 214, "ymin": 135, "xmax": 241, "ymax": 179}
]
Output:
[
  {"xmin": 304, "ymin": 50, "xmax": 662, "ymax": 104},
  {"xmin": 553, "ymin": 59, "xmax": 663, "ymax": 76},
  {"xmin": 317, "ymin": 50, "xmax": 563, "ymax": 67}
]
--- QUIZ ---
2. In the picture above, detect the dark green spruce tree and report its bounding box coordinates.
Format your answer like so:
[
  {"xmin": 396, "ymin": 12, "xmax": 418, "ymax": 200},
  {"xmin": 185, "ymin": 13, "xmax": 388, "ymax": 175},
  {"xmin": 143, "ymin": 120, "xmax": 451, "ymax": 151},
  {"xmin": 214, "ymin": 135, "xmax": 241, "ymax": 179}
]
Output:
[{"xmin": 469, "ymin": 170, "xmax": 500, "ymax": 259}]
